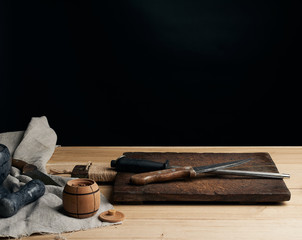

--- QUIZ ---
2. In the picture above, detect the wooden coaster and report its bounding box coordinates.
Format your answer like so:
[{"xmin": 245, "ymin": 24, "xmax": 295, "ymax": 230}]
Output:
[{"xmin": 99, "ymin": 209, "xmax": 125, "ymax": 223}]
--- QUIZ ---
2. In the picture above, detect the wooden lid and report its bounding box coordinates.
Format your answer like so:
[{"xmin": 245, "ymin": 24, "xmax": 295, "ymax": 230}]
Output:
[
  {"xmin": 64, "ymin": 178, "xmax": 99, "ymax": 194},
  {"xmin": 99, "ymin": 209, "xmax": 125, "ymax": 223}
]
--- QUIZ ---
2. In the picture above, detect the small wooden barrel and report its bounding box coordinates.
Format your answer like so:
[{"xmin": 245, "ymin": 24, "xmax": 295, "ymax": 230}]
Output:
[{"xmin": 63, "ymin": 178, "xmax": 100, "ymax": 219}]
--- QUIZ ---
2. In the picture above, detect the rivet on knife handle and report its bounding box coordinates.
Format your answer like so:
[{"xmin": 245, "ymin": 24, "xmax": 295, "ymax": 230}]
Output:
[{"xmin": 130, "ymin": 166, "xmax": 196, "ymax": 185}]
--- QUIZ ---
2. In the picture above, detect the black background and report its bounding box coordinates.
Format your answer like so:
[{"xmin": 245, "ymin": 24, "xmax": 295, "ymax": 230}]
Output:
[{"xmin": 1, "ymin": 0, "xmax": 301, "ymax": 146}]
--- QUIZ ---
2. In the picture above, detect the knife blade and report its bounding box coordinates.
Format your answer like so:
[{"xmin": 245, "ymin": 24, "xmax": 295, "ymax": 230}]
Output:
[
  {"xmin": 130, "ymin": 158, "xmax": 251, "ymax": 185},
  {"xmin": 12, "ymin": 159, "xmax": 61, "ymax": 186}
]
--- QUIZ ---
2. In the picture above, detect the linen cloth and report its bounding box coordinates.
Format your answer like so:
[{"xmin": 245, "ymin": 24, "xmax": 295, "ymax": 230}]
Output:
[{"xmin": 0, "ymin": 116, "xmax": 114, "ymax": 238}]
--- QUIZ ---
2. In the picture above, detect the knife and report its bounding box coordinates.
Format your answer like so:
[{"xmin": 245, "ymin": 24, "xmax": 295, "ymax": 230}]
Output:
[
  {"xmin": 12, "ymin": 159, "xmax": 61, "ymax": 186},
  {"xmin": 130, "ymin": 158, "xmax": 251, "ymax": 185}
]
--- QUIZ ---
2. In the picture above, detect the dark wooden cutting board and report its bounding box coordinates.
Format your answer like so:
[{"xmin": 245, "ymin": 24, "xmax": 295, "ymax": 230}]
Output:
[{"xmin": 113, "ymin": 152, "xmax": 291, "ymax": 203}]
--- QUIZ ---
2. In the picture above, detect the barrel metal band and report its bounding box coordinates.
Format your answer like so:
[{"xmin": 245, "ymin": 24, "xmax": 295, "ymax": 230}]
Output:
[
  {"xmin": 64, "ymin": 208, "xmax": 99, "ymax": 216},
  {"xmin": 63, "ymin": 188, "xmax": 100, "ymax": 196}
]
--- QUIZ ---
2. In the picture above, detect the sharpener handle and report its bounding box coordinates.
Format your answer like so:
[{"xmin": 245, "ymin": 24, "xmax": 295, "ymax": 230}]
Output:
[{"xmin": 111, "ymin": 156, "xmax": 169, "ymax": 173}]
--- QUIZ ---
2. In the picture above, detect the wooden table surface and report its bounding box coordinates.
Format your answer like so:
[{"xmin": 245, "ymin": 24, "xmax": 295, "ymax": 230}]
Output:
[{"xmin": 23, "ymin": 146, "xmax": 301, "ymax": 240}]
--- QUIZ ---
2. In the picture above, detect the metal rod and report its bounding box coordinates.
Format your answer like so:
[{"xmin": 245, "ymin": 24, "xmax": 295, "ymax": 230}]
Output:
[{"xmin": 211, "ymin": 169, "xmax": 290, "ymax": 179}]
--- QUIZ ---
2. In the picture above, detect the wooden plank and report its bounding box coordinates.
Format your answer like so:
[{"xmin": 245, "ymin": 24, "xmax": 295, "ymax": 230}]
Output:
[
  {"xmin": 21, "ymin": 190, "xmax": 302, "ymax": 240},
  {"xmin": 20, "ymin": 146, "xmax": 302, "ymax": 240}
]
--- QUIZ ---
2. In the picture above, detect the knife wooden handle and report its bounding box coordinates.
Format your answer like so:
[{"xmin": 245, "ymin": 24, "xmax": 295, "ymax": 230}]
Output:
[
  {"xmin": 130, "ymin": 166, "xmax": 196, "ymax": 185},
  {"xmin": 12, "ymin": 159, "xmax": 37, "ymax": 173},
  {"xmin": 12, "ymin": 159, "xmax": 28, "ymax": 170}
]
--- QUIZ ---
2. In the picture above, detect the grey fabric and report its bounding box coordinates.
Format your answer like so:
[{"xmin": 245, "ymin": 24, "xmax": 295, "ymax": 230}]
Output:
[
  {"xmin": 13, "ymin": 116, "xmax": 57, "ymax": 173},
  {"xmin": 0, "ymin": 116, "xmax": 115, "ymax": 238},
  {"xmin": 0, "ymin": 130, "xmax": 24, "ymax": 155}
]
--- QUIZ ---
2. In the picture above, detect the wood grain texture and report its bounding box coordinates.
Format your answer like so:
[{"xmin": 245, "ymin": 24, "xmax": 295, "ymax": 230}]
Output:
[{"xmin": 19, "ymin": 146, "xmax": 301, "ymax": 240}]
